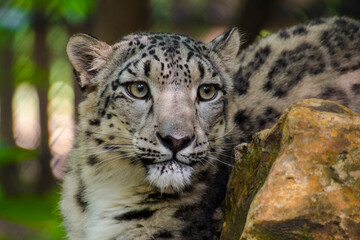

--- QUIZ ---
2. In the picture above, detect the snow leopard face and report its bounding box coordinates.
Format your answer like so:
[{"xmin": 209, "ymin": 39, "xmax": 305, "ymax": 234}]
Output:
[{"xmin": 66, "ymin": 29, "xmax": 240, "ymax": 192}]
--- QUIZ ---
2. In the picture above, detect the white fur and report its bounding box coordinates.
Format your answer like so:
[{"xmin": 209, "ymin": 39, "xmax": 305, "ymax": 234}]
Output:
[{"xmin": 146, "ymin": 161, "xmax": 193, "ymax": 192}]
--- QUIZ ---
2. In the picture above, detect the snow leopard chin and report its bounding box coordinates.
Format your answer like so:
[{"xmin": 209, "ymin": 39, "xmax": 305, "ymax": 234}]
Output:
[{"xmin": 145, "ymin": 160, "xmax": 194, "ymax": 192}]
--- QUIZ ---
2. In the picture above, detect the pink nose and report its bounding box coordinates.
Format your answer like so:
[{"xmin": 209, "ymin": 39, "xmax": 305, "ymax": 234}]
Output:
[{"xmin": 156, "ymin": 133, "xmax": 194, "ymax": 153}]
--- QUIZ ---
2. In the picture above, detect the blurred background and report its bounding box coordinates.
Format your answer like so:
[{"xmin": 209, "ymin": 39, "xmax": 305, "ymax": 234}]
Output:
[{"xmin": 0, "ymin": 0, "xmax": 358, "ymax": 239}]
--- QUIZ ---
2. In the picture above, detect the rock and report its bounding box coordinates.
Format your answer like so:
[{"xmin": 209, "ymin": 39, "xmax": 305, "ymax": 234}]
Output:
[{"xmin": 220, "ymin": 99, "xmax": 360, "ymax": 240}]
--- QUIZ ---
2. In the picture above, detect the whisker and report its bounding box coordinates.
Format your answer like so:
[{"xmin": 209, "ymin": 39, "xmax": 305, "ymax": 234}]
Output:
[
  {"xmin": 80, "ymin": 145, "xmax": 135, "ymax": 151},
  {"xmin": 89, "ymin": 146, "xmax": 137, "ymax": 156},
  {"xmin": 212, "ymin": 152, "xmax": 233, "ymax": 159},
  {"xmin": 102, "ymin": 154, "xmax": 138, "ymax": 163},
  {"xmin": 211, "ymin": 126, "xmax": 237, "ymax": 140},
  {"xmin": 95, "ymin": 154, "xmax": 138, "ymax": 170},
  {"xmin": 200, "ymin": 155, "xmax": 233, "ymax": 167},
  {"xmin": 195, "ymin": 156, "xmax": 217, "ymax": 169},
  {"xmin": 91, "ymin": 131, "xmax": 133, "ymax": 139}
]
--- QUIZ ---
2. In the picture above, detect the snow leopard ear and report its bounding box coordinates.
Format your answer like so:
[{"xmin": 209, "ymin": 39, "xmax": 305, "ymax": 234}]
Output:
[
  {"xmin": 208, "ymin": 27, "xmax": 241, "ymax": 64},
  {"xmin": 67, "ymin": 33, "xmax": 113, "ymax": 88}
]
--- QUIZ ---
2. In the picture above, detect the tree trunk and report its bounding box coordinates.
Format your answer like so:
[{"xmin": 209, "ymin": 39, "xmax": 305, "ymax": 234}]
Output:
[
  {"xmin": 236, "ymin": 0, "xmax": 276, "ymax": 49},
  {"xmin": 0, "ymin": 34, "xmax": 15, "ymax": 147},
  {"xmin": 0, "ymin": 34, "xmax": 20, "ymax": 195},
  {"xmin": 32, "ymin": 11, "xmax": 53, "ymax": 193},
  {"xmin": 92, "ymin": 0, "xmax": 150, "ymax": 43}
]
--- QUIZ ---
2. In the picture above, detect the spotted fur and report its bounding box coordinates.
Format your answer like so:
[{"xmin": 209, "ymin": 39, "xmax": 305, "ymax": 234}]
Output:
[
  {"xmin": 61, "ymin": 16, "xmax": 360, "ymax": 239},
  {"xmin": 230, "ymin": 17, "xmax": 360, "ymax": 143}
]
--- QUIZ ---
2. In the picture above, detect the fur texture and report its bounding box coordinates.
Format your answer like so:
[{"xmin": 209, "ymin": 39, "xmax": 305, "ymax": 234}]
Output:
[{"xmin": 61, "ymin": 17, "xmax": 360, "ymax": 239}]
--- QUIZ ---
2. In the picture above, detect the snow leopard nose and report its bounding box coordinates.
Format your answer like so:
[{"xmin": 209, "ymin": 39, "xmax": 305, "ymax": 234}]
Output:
[{"xmin": 156, "ymin": 133, "xmax": 195, "ymax": 153}]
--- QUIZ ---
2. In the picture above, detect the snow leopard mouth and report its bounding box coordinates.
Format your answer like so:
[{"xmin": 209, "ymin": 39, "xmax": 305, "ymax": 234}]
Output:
[
  {"xmin": 144, "ymin": 158, "xmax": 192, "ymax": 168},
  {"xmin": 145, "ymin": 159, "xmax": 194, "ymax": 191},
  {"xmin": 161, "ymin": 160, "xmax": 191, "ymax": 172},
  {"xmin": 156, "ymin": 159, "xmax": 191, "ymax": 167}
]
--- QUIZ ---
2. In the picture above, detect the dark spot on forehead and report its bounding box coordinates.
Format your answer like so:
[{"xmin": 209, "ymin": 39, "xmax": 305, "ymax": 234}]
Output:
[
  {"xmin": 165, "ymin": 46, "xmax": 176, "ymax": 53},
  {"xmin": 187, "ymin": 52, "xmax": 194, "ymax": 62},
  {"xmin": 171, "ymin": 35, "xmax": 181, "ymax": 40},
  {"xmin": 127, "ymin": 68, "xmax": 136, "ymax": 76},
  {"xmin": 144, "ymin": 60, "xmax": 151, "ymax": 77},
  {"xmin": 198, "ymin": 61, "xmax": 205, "ymax": 79}
]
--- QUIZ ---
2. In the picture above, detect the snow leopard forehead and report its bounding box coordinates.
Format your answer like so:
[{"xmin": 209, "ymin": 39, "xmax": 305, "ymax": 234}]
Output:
[
  {"xmin": 109, "ymin": 32, "xmax": 219, "ymax": 88},
  {"xmin": 66, "ymin": 27, "xmax": 240, "ymax": 91},
  {"xmin": 115, "ymin": 32, "xmax": 207, "ymax": 57}
]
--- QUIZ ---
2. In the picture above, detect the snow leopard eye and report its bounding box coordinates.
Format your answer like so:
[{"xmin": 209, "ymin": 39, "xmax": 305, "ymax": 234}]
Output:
[
  {"xmin": 126, "ymin": 81, "xmax": 150, "ymax": 99},
  {"xmin": 198, "ymin": 84, "xmax": 218, "ymax": 101}
]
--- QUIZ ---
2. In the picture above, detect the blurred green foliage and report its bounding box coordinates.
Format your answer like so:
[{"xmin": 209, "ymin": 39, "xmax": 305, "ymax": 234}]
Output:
[
  {"xmin": 0, "ymin": 189, "xmax": 65, "ymax": 240},
  {"xmin": 0, "ymin": 146, "xmax": 37, "ymax": 167},
  {"xmin": 0, "ymin": 0, "xmax": 97, "ymax": 239}
]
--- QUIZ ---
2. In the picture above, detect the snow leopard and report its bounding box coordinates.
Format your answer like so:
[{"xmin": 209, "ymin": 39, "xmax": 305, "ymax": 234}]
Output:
[{"xmin": 60, "ymin": 16, "xmax": 360, "ymax": 239}]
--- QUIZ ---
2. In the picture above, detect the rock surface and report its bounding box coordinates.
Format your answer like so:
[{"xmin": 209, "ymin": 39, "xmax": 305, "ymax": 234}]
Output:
[{"xmin": 220, "ymin": 99, "xmax": 360, "ymax": 240}]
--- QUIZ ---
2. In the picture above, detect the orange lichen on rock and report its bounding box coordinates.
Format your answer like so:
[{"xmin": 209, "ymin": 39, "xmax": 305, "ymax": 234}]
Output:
[{"xmin": 221, "ymin": 99, "xmax": 360, "ymax": 240}]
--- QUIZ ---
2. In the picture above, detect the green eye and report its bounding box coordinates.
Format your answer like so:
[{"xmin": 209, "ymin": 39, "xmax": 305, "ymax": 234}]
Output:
[
  {"xmin": 127, "ymin": 82, "xmax": 149, "ymax": 99},
  {"xmin": 198, "ymin": 84, "xmax": 217, "ymax": 101}
]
